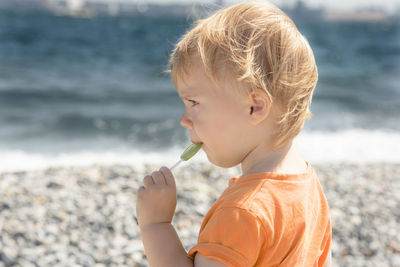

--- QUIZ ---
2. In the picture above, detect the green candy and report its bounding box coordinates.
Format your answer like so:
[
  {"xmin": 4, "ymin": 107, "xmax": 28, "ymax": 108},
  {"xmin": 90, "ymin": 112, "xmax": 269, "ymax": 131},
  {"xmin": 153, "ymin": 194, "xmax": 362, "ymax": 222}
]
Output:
[{"xmin": 180, "ymin": 143, "xmax": 202, "ymax": 161}]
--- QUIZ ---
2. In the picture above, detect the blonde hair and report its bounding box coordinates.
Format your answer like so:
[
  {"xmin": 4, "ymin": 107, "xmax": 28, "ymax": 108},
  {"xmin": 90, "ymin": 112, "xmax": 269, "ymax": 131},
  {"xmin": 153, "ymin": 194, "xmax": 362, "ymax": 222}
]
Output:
[{"xmin": 169, "ymin": 1, "xmax": 318, "ymax": 149}]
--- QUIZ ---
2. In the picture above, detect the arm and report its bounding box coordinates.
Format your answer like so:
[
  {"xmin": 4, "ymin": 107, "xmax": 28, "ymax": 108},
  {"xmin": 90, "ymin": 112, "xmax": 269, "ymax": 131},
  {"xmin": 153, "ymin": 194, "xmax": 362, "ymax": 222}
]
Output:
[
  {"xmin": 137, "ymin": 167, "xmax": 191, "ymax": 267},
  {"xmin": 140, "ymin": 222, "xmax": 193, "ymax": 267},
  {"xmin": 194, "ymin": 253, "xmax": 228, "ymax": 267},
  {"xmin": 141, "ymin": 224, "xmax": 227, "ymax": 267},
  {"xmin": 136, "ymin": 167, "xmax": 228, "ymax": 267}
]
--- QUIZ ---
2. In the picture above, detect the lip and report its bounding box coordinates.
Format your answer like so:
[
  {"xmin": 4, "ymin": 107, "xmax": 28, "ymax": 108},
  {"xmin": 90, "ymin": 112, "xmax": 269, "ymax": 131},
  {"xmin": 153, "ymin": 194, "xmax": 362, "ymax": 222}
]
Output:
[{"xmin": 190, "ymin": 137, "xmax": 202, "ymax": 144}]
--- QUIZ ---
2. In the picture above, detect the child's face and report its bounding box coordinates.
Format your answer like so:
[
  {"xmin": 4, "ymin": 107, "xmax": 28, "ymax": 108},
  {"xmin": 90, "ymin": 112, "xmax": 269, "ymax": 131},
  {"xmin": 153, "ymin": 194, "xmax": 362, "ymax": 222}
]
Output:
[{"xmin": 175, "ymin": 59, "xmax": 254, "ymax": 168}]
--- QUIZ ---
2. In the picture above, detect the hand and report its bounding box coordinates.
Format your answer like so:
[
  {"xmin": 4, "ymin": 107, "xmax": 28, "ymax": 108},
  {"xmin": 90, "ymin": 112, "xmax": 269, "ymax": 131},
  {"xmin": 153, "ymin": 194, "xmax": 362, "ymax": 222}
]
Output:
[{"xmin": 136, "ymin": 167, "xmax": 177, "ymax": 230}]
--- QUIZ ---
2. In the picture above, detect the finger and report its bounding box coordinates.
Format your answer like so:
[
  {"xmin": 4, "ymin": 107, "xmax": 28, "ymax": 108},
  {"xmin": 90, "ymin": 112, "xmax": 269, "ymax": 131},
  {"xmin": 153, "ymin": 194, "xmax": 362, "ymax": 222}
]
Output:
[
  {"xmin": 143, "ymin": 175, "xmax": 155, "ymax": 187},
  {"xmin": 160, "ymin": 166, "xmax": 175, "ymax": 187},
  {"xmin": 152, "ymin": 171, "xmax": 167, "ymax": 185}
]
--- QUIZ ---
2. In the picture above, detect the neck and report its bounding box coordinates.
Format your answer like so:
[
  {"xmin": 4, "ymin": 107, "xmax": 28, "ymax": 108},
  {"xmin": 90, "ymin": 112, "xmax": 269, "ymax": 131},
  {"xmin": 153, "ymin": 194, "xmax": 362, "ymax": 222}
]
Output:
[{"xmin": 240, "ymin": 140, "xmax": 306, "ymax": 177}]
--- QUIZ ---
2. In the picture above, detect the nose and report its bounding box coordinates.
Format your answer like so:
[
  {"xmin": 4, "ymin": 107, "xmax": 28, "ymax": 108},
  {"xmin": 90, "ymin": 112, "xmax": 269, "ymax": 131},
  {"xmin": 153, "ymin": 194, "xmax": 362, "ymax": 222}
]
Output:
[{"xmin": 180, "ymin": 110, "xmax": 193, "ymax": 130}]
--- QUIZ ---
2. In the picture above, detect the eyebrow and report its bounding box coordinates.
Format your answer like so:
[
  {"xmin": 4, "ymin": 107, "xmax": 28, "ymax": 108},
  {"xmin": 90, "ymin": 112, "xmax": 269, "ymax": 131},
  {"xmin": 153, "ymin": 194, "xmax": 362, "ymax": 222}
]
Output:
[
  {"xmin": 177, "ymin": 91, "xmax": 196, "ymax": 100},
  {"xmin": 176, "ymin": 82, "xmax": 201, "ymax": 99}
]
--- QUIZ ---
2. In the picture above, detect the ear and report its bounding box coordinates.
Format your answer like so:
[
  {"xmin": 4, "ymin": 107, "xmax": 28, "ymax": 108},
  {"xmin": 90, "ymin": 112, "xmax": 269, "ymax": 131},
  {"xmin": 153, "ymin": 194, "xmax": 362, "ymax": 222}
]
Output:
[{"xmin": 248, "ymin": 90, "xmax": 272, "ymax": 125}]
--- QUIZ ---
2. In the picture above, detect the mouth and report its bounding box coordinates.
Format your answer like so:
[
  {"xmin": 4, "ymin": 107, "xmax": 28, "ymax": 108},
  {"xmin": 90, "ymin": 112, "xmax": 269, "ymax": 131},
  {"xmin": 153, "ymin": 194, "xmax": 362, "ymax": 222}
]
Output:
[
  {"xmin": 191, "ymin": 140, "xmax": 203, "ymax": 145},
  {"xmin": 190, "ymin": 133, "xmax": 202, "ymax": 145}
]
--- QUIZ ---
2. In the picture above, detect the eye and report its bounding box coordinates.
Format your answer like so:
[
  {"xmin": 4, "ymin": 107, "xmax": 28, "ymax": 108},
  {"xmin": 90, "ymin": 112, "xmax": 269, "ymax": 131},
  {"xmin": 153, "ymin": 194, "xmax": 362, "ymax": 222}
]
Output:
[{"xmin": 188, "ymin": 99, "xmax": 199, "ymax": 107}]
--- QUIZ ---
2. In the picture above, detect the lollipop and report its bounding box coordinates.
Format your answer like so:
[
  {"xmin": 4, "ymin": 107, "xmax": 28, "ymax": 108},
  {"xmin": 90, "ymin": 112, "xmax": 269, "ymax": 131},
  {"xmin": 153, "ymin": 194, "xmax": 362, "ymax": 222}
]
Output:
[{"xmin": 170, "ymin": 143, "xmax": 202, "ymax": 170}]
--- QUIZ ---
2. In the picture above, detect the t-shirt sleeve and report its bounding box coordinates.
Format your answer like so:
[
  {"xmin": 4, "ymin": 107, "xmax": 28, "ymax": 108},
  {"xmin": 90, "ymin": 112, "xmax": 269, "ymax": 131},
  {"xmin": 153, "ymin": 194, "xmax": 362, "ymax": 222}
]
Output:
[
  {"xmin": 188, "ymin": 207, "xmax": 267, "ymax": 267},
  {"xmin": 318, "ymin": 218, "xmax": 332, "ymax": 267}
]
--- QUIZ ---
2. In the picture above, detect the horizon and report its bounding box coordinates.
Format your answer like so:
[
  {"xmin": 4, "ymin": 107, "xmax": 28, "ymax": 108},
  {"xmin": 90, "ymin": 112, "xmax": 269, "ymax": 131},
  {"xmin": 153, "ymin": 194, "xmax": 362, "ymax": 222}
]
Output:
[
  {"xmin": 87, "ymin": 0, "xmax": 400, "ymax": 13},
  {"xmin": 1, "ymin": 0, "xmax": 399, "ymax": 14}
]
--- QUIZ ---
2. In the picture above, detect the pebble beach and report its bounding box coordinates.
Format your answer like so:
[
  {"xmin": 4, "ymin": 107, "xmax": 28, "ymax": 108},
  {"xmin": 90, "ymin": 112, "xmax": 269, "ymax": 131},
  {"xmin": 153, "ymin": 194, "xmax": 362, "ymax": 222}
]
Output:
[
  {"xmin": 1, "ymin": 4, "xmax": 400, "ymax": 267},
  {"xmin": 0, "ymin": 162, "xmax": 399, "ymax": 267}
]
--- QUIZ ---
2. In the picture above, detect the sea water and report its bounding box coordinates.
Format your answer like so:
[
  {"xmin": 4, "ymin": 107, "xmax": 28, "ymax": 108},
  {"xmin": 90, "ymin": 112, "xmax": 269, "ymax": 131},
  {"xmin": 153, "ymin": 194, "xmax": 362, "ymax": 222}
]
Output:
[{"xmin": 0, "ymin": 10, "xmax": 399, "ymax": 172}]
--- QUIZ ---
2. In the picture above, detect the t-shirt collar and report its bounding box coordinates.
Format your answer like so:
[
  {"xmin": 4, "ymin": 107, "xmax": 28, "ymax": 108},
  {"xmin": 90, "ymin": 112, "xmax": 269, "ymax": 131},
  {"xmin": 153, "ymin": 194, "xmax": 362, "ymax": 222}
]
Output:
[{"xmin": 229, "ymin": 161, "xmax": 313, "ymax": 186}]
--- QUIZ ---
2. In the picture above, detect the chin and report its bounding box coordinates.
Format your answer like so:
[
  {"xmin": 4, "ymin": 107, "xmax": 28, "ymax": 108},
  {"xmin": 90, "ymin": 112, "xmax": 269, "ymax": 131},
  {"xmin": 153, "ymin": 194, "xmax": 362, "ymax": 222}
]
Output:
[{"xmin": 207, "ymin": 154, "xmax": 239, "ymax": 169}]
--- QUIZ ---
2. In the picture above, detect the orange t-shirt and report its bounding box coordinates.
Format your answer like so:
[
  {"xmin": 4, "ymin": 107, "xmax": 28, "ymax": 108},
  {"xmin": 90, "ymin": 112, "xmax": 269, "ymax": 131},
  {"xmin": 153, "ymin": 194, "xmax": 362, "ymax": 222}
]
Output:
[{"xmin": 188, "ymin": 161, "xmax": 331, "ymax": 267}]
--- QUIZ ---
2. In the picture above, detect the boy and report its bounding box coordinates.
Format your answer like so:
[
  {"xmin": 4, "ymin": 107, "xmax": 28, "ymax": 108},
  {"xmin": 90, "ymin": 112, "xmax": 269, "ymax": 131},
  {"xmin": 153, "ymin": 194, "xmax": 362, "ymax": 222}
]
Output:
[{"xmin": 136, "ymin": 1, "xmax": 331, "ymax": 266}]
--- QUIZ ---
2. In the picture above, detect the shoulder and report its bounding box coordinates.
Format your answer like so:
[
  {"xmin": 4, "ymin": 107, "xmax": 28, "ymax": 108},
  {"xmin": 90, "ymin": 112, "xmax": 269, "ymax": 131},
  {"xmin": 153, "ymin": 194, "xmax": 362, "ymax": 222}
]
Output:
[
  {"xmin": 206, "ymin": 191, "xmax": 275, "ymax": 246},
  {"xmin": 220, "ymin": 178, "xmax": 274, "ymax": 209},
  {"xmin": 218, "ymin": 179, "xmax": 278, "ymax": 222},
  {"xmin": 216, "ymin": 171, "xmax": 327, "ymax": 230}
]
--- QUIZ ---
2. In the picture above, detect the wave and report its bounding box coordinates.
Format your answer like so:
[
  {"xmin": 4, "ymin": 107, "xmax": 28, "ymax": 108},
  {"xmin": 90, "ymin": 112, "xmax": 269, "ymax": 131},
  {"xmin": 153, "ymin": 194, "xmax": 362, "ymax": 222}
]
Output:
[
  {"xmin": 295, "ymin": 129, "xmax": 400, "ymax": 164},
  {"xmin": 1, "ymin": 129, "xmax": 399, "ymax": 173},
  {"xmin": 0, "ymin": 146, "xmax": 191, "ymax": 173}
]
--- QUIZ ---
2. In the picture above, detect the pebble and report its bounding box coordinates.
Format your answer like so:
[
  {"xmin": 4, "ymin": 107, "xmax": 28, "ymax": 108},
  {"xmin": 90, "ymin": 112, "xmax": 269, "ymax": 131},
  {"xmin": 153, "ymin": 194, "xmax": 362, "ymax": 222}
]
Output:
[{"xmin": 0, "ymin": 163, "xmax": 399, "ymax": 266}]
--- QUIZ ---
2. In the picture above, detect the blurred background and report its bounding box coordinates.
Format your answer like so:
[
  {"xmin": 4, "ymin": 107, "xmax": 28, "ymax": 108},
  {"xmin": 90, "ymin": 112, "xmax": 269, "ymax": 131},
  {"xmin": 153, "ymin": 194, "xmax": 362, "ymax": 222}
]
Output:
[
  {"xmin": 0, "ymin": 1, "xmax": 400, "ymax": 267},
  {"xmin": 0, "ymin": 0, "xmax": 399, "ymax": 170}
]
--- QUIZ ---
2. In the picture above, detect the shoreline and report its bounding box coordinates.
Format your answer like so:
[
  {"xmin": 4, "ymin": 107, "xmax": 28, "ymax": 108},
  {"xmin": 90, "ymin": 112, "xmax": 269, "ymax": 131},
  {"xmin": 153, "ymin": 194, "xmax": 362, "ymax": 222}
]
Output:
[{"xmin": 0, "ymin": 162, "xmax": 399, "ymax": 266}]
